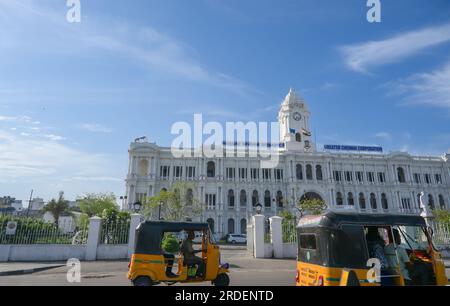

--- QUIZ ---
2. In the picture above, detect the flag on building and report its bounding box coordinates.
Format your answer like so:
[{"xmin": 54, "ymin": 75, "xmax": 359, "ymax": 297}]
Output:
[
  {"xmin": 289, "ymin": 128, "xmax": 296, "ymax": 134},
  {"xmin": 302, "ymin": 128, "xmax": 311, "ymax": 137}
]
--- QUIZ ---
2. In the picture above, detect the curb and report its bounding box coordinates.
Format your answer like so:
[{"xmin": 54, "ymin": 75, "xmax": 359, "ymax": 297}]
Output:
[{"xmin": 0, "ymin": 265, "xmax": 65, "ymax": 277}]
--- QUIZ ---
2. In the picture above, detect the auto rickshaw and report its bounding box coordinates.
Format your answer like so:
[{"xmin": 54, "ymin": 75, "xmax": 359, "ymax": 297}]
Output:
[
  {"xmin": 127, "ymin": 221, "xmax": 230, "ymax": 286},
  {"xmin": 296, "ymin": 211, "xmax": 449, "ymax": 286}
]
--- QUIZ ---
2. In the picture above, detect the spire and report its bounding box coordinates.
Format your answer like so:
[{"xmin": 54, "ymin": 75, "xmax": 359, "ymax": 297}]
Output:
[{"xmin": 282, "ymin": 88, "xmax": 305, "ymax": 107}]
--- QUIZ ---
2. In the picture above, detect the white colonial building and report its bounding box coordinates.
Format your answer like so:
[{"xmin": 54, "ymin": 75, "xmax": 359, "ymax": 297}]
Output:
[{"xmin": 125, "ymin": 90, "xmax": 450, "ymax": 237}]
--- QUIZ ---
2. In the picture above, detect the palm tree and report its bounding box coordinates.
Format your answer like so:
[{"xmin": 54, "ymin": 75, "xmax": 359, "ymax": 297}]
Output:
[{"xmin": 43, "ymin": 195, "xmax": 70, "ymax": 225}]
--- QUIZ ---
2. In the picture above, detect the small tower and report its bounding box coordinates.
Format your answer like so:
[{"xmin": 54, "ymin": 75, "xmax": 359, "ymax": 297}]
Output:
[{"xmin": 278, "ymin": 88, "xmax": 315, "ymax": 152}]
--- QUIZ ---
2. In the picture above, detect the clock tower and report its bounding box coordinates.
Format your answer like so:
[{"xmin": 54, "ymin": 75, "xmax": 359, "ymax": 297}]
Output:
[{"xmin": 278, "ymin": 88, "xmax": 315, "ymax": 152}]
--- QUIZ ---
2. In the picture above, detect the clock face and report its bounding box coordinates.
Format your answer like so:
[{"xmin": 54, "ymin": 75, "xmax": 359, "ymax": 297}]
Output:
[{"xmin": 293, "ymin": 112, "xmax": 302, "ymax": 121}]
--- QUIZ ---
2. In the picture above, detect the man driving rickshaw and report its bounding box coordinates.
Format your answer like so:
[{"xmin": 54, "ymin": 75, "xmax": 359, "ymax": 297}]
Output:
[
  {"xmin": 127, "ymin": 221, "xmax": 230, "ymax": 286},
  {"xmin": 296, "ymin": 211, "xmax": 449, "ymax": 286}
]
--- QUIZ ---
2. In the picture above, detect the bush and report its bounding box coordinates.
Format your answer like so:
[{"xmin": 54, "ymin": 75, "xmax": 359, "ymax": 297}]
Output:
[{"xmin": 162, "ymin": 234, "xmax": 180, "ymax": 254}]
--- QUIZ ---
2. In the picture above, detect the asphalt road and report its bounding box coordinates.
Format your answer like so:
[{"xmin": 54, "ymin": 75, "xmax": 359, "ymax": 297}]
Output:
[{"xmin": 0, "ymin": 248, "xmax": 449, "ymax": 286}]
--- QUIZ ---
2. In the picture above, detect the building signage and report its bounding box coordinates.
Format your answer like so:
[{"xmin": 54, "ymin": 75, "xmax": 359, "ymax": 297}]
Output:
[{"xmin": 324, "ymin": 145, "xmax": 383, "ymax": 153}]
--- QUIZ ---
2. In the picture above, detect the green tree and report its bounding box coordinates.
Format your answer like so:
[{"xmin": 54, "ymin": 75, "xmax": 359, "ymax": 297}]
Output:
[
  {"xmin": 279, "ymin": 210, "xmax": 295, "ymax": 220},
  {"xmin": 43, "ymin": 195, "xmax": 70, "ymax": 224},
  {"xmin": 142, "ymin": 182, "xmax": 202, "ymax": 221},
  {"xmin": 78, "ymin": 193, "xmax": 118, "ymax": 217},
  {"xmin": 433, "ymin": 209, "xmax": 450, "ymax": 226},
  {"xmin": 298, "ymin": 198, "xmax": 327, "ymax": 216}
]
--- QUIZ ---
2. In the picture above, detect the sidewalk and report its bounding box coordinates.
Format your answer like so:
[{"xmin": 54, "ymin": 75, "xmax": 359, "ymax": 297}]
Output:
[{"xmin": 0, "ymin": 263, "xmax": 65, "ymax": 276}]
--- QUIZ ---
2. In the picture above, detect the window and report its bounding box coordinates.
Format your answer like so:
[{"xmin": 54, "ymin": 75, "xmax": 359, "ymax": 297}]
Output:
[
  {"xmin": 345, "ymin": 171, "xmax": 353, "ymax": 182},
  {"xmin": 336, "ymin": 192, "xmax": 343, "ymax": 206},
  {"xmin": 205, "ymin": 194, "xmax": 216, "ymax": 209},
  {"xmin": 263, "ymin": 169, "xmax": 271, "ymax": 181},
  {"xmin": 356, "ymin": 171, "xmax": 364, "ymax": 182},
  {"xmin": 275, "ymin": 169, "xmax": 283, "ymax": 181},
  {"xmin": 295, "ymin": 133, "xmax": 302, "ymax": 142},
  {"xmin": 435, "ymin": 174, "xmax": 442, "ymax": 184},
  {"xmin": 367, "ymin": 172, "xmax": 375, "ymax": 183},
  {"xmin": 228, "ymin": 218, "xmax": 235, "ymax": 234},
  {"xmin": 276, "ymin": 191, "xmax": 283, "ymax": 208},
  {"xmin": 240, "ymin": 190, "xmax": 247, "ymax": 207},
  {"xmin": 348, "ymin": 192, "xmax": 354, "ymax": 206},
  {"xmin": 299, "ymin": 234, "xmax": 317, "ymax": 250},
  {"xmin": 306, "ymin": 165, "xmax": 313, "ymax": 180},
  {"xmin": 174, "ymin": 166, "xmax": 183, "ymax": 178},
  {"xmin": 264, "ymin": 190, "xmax": 271, "ymax": 208},
  {"xmin": 359, "ymin": 193, "xmax": 366, "ymax": 209},
  {"xmin": 428, "ymin": 194, "xmax": 435, "ymax": 209},
  {"xmin": 186, "ymin": 189, "xmax": 193, "ymax": 206},
  {"xmin": 425, "ymin": 174, "xmax": 431, "ymax": 184},
  {"xmin": 298, "ymin": 234, "xmax": 320, "ymax": 264},
  {"xmin": 330, "ymin": 225, "xmax": 368, "ymax": 269},
  {"xmin": 207, "ymin": 161, "xmax": 215, "ymax": 178},
  {"xmin": 226, "ymin": 168, "xmax": 235, "ymax": 180},
  {"xmin": 333, "ymin": 170, "xmax": 342, "ymax": 182},
  {"xmin": 296, "ymin": 164, "xmax": 303, "ymax": 180},
  {"xmin": 378, "ymin": 172, "xmax": 386, "ymax": 183},
  {"xmin": 228, "ymin": 190, "xmax": 235, "ymax": 207},
  {"xmin": 414, "ymin": 173, "xmax": 421, "ymax": 184},
  {"xmin": 135, "ymin": 193, "xmax": 146, "ymax": 203},
  {"xmin": 381, "ymin": 193, "xmax": 388, "ymax": 210},
  {"xmin": 239, "ymin": 168, "xmax": 247, "ymax": 180},
  {"xmin": 304, "ymin": 140, "xmax": 311, "ymax": 149},
  {"xmin": 251, "ymin": 168, "xmax": 259, "ymax": 180},
  {"xmin": 439, "ymin": 195, "xmax": 446, "ymax": 209},
  {"xmin": 252, "ymin": 190, "xmax": 259, "ymax": 207},
  {"xmin": 138, "ymin": 159, "xmax": 149, "ymax": 176},
  {"xmin": 160, "ymin": 166, "xmax": 170, "ymax": 179},
  {"xmin": 187, "ymin": 166, "xmax": 195, "ymax": 179},
  {"xmin": 370, "ymin": 193, "xmax": 377, "ymax": 210},
  {"xmin": 316, "ymin": 165, "xmax": 323, "ymax": 181},
  {"xmin": 401, "ymin": 198, "xmax": 411, "ymax": 211},
  {"xmin": 397, "ymin": 167, "xmax": 406, "ymax": 183}
]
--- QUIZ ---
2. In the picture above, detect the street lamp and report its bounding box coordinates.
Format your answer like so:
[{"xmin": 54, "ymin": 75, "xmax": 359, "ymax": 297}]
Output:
[
  {"xmin": 133, "ymin": 201, "xmax": 142, "ymax": 213},
  {"xmin": 255, "ymin": 203, "xmax": 263, "ymax": 215}
]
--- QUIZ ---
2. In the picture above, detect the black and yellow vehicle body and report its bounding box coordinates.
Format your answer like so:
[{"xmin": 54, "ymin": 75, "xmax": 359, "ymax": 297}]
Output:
[
  {"xmin": 295, "ymin": 211, "xmax": 449, "ymax": 286},
  {"xmin": 127, "ymin": 221, "xmax": 229, "ymax": 286}
]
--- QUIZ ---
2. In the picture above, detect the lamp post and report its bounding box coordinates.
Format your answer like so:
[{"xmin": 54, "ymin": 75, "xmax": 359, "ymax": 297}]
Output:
[
  {"xmin": 133, "ymin": 201, "xmax": 142, "ymax": 213},
  {"xmin": 158, "ymin": 201, "xmax": 163, "ymax": 220},
  {"xmin": 255, "ymin": 203, "xmax": 263, "ymax": 215}
]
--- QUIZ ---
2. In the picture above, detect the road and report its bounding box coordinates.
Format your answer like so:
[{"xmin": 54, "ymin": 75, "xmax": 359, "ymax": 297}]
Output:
[{"xmin": 1, "ymin": 248, "xmax": 449, "ymax": 286}]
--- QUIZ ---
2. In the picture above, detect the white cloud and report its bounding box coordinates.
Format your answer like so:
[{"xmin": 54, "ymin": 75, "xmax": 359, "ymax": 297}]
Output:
[
  {"xmin": 79, "ymin": 123, "xmax": 113, "ymax": 134},
  {"xmin": 374, "ymin": 132, "xmax": 392, "ymax": 142},
  {"xmin": 340, "ymin": 23, "xmax": 450, "ymax": 73},
  {"xmin": 44, "ymin": 134, "xmax": 66, "ymax": 141},
  {"xmin": 386, "ymin": 60, "xmax": 450, "ymax": 109}
]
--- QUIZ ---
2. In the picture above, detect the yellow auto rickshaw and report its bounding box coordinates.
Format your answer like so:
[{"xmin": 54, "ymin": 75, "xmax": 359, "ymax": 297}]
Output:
[
  {"xmin": 127, "ymin": 221, "xmax": 230, "ymax": 286},
  {"xmin": 296, "ymin": 211, "xmax": 449, "ymax": 286}
]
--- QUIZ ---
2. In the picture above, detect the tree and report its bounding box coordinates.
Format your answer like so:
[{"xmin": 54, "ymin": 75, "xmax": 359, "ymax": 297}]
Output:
[
  {"xmin": 43, "ymin": 195, "xmax": 70, "ymax": 224},
  {"xmin": 433, "ymin": 209, "xmax": 450, "ymax": 226},
  {"xmin": 279, "ymin": 210, "xmax": 295, "ymax": 220},
  {"xmin": 78, "ymin": 193, "xmax": 118, "ymax": 217},
  {"xmin": 142, "ymin": 182, "xmax": 203, "ymax": 221},
  {"xmin": 298, "ymin": 198, "xmax": 327, "ymax": 216}
]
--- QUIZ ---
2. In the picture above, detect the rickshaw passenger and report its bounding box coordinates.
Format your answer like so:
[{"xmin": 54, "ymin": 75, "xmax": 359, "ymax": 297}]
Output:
[
  {"xmin": 384, "ymin": 229, "xmax": 411, "ymax": 285},
  {"xmin": 181, "ymin": 231, "xmax": 205, "ymax": 277},
  {"xmin": 366, "ymin": 227, "xmax": 393, "ymax": 286}
]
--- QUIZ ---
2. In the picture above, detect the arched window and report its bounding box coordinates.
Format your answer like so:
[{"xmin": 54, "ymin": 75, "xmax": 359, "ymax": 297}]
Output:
[
  {"xmin": 295, "ymin": 133, "xmax": 301, "ymax": 142},
  {"xmin": 264, "ymin": 190, "xmax": 271, "ymax": 208},
  {"xmin": 161, "ymin": 188, "xmax": 168, "ymax": 192},
  {"xmin": 381, "ymin": 193, "xmax": 388, "ymax": 210},
  {"xmin": 138, "ymin": 159, "xmax": 149, "ymax": 176},
  {"xmin": 240, "ymin": 190, "xmax": 247, "ymax": 207},
  {"xmin": 228, "ymin": 190, "xmax": 235, "ymax": 207},
  {"xmin": 207, "ymin": 161, "xmax": 215, "ymax": 178},
  {"xmin": 252, "ymin": 190, "xmax": 258, "ymax": 207},
  {"xmin": 228, "ymin": 218, "xmax": 235, "ymax": 234},
  {"xmin": 397, "ymin": 167, "xmax": 406, "ymax": 183},
  {"xmin": 316, "ymin": 165, "xmax": 323, "ymax": 181},
  {"xmin": 359, "ymin": 193, "xmax": 366, "ymax": 209},
  {"xmin": 336, "ymin": 192, "xmax": 343, "ymax": 206},
  {"xmin": 207, "ymin": 218, "xmax": 215, "ymax": 233},
  {"xmin": 186, "ymin": 188, "xmax": 193, "ymax": 206},
  {"xmin": 428, "ymin": 194, "xmax": 435, "ymax": 209},
  {"xmin": 296, "ymin": 164, "xmax": 303, "ymax": 180},
  {"xmin": 347, "ymin": 192, "xmax": 354, "ymax": 206},
  {"xmin": 370, "ymin": 193, "xmax": 377, "ymax": 210},
  {"xmin": 306, "ymin": 164, "xmax": 313, "ymax": 180},
  {"xmin": 439, "ymin": 195, "xmax": 445, "ymax": 209},
  {"xmin": 276, "ymin": 191, "xmax": 283, "ymax": 208},
  {"xmin": 240, "ymin": 219, "xmax": 247, "ymax": 234}
]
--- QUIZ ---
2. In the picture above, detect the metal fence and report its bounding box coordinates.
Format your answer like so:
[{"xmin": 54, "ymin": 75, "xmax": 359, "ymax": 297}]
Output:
[
  {"xmin": 100, "ymin": 218, "xmax": 130, "ymax": 245},
  {"xmin": 0, "ymin": 217, "xmax": 89, "ymax": 245},
  {"xmin": 433, "ymin": 223, "xmax": 450, "ymax": 245},
  {"xmin": 282, "ymin": 219, "xmax": 298, "ymax": 244}
]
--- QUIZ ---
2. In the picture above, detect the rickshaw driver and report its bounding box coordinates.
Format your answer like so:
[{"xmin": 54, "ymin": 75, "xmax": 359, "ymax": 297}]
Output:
[
  {"xmin": 181, "ymin": 230, "xmax": 206, "ymax": 277},
  {"xmin": 384, "ymin": 229, "xmax": 412, "ymax": 285}
]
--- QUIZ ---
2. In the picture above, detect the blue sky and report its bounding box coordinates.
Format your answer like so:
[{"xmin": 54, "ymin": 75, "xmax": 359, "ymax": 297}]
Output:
[{"xmin": 1, "ymin": 0, "xmax": 450, "ymax": 204}]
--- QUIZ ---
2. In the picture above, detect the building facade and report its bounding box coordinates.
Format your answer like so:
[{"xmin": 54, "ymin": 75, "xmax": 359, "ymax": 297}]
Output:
[{"xmin": 125, "ymin": 90, "xmax": 450, "ymax": 237}]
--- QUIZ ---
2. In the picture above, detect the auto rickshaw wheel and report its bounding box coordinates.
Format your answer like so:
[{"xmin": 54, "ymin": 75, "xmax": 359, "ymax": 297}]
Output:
[
  {"xmin": 213, "ymin": 273, "xmax": 230, "ymax": 287},
  {"xmin": 133, "ymin": 276, "xmax": 153, "ymax": 287}
]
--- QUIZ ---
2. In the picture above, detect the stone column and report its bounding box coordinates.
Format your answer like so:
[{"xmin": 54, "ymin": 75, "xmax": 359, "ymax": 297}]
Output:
[
  {"xmin": 128, "ymin": 213, "xmax": 143, "ymax": 258},
  {"xmin": 253, "ymin": 214, "xmax": 265, "ymax": 258},
  {"xmin": 270, "ymin": 216, "xmax": 283, "ymax": 259},
  {"xmin": 86, "ymin": 217, "xmax": 102, "ymax": 261}
]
